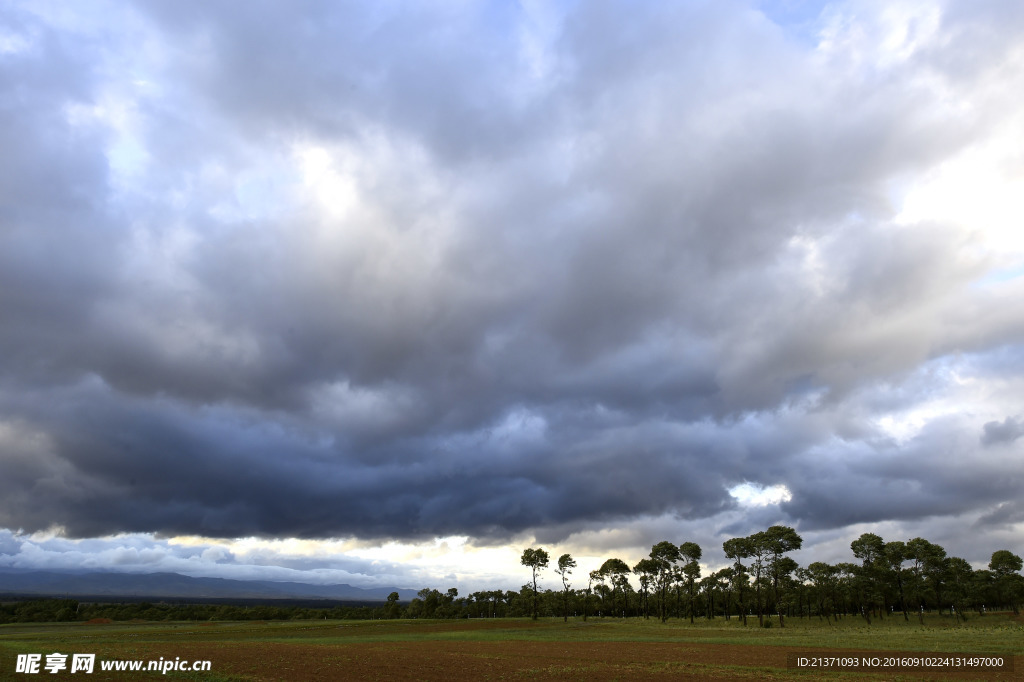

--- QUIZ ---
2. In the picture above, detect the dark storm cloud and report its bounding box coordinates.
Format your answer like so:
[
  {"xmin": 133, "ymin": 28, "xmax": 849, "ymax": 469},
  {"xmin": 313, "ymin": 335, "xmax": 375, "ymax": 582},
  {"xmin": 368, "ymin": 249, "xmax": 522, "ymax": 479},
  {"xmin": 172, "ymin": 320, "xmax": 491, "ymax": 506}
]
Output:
[
  {"xmin": 1, "ymin": 0, "xmax": 1023, "ymax": 563},
  {"xmin": 0, "ymin": 380, "xmax": 739, "ymax": 539}
]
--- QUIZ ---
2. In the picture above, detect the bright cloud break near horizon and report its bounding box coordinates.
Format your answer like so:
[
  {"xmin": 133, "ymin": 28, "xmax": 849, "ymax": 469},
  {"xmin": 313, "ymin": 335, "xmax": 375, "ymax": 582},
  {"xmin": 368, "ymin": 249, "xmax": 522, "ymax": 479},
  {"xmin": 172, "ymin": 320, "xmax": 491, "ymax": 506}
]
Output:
[{"xmin": 1, "ymin": 0, "xmax": 1023, "ymax": 594}]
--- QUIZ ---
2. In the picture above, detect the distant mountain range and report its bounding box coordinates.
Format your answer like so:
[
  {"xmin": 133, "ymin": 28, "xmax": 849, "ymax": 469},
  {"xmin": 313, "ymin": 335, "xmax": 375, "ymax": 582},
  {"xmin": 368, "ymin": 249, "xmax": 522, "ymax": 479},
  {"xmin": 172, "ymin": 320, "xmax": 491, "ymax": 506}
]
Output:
[{"xmin": 0, "ymin": 569, "xmax": 418, "ymax": 602}]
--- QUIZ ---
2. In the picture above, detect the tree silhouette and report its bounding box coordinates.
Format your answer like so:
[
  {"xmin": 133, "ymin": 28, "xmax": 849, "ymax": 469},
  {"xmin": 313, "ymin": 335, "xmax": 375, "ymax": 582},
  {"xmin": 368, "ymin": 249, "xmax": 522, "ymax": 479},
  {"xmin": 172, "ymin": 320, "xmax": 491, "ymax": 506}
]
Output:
[
  {"xmin": 520, "ymin": 547, "xmax": 549, "ymax": 620},
  {"xmin": 763, "ymin": 526, "xmax": 802, "ymax": 627},
  {"xmin": 723, "ymin": 536, "xmax": 752, "ymax": 625},
  {"xmin": 554, "ymin": 553, "xmax": 577, "ymax": 622},
  {"xmin": 989, "ymin": 550, "xmax": 1023, "ymax": 614},
  {"xmin": 883, "ymin": 541, "xmax": 910, "ymax": 621},
  {"xmin": 649, "ymin": 541, "xmax": 680, "ymax": 622},
  {"xmin": 678, "ymin": 541, "xmax": 702, "ymax": 624},
  {"xmin": 599, "ymin": 558, "xmax": 631, "ymax": 617}
]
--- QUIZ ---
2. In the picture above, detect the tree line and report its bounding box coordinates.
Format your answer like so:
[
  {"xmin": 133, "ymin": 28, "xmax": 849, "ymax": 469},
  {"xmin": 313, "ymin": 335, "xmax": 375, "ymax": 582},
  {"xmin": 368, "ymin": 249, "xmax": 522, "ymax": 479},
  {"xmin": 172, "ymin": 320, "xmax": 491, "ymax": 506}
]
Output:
[
  {"xmin": 0, "ymin": 599, "xmax": 392, "ymax": 624},
  {"xmin": 517, "ymin": 526, "xmax": 1022, "ymax": 626}
]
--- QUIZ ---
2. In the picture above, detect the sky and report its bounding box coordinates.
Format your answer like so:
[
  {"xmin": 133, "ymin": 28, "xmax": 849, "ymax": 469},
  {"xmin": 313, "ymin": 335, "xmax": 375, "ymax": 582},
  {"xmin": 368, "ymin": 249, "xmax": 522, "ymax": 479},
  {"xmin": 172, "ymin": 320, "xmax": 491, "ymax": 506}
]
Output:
[{"xmin": 1, "ymin": 0, "xmax": 1023, "ymax": 594}]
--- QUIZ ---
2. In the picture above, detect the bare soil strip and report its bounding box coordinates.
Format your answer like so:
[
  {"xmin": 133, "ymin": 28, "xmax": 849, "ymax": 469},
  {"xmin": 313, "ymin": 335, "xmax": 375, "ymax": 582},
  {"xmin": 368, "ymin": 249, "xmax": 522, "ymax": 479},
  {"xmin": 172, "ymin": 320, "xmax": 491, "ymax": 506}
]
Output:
[{"xmin": 134, "ymin": 640, "xmax": 1022, "ymax": 681}]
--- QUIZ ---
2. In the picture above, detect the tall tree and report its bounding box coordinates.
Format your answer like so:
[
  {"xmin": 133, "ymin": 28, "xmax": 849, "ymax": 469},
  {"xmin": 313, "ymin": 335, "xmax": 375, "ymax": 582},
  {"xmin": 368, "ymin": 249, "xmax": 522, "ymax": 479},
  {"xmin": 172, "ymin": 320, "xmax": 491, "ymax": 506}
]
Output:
[
  {"xmin": 718, "ymin": 566, "xmax": 736, "ymax": 620},
  {"xmin": 805, "ymin": 562, "xmax": 838, "ymax": 623},
  {"xmin": 924, "ymin": 542, "xmax": 949, "ymax": 615},
  {"xmin": 672, "ymin": 565, "xmax": 686, "ymax": 618},
  {"xmin": 520, "ymin": 547, "xmax": 550, "ymax": 620},
  {"xmin": 416, "ymin": 588, "xmax": 442, "ymax": 618},
  {"xmin": 907, "ymin": 538, "xmax": 946, "ymax": 620},
  {"xmin": 584, "ymin": 570, "xmax": 599, "ymax": 621},
  {"xmin": 969, "ymin": 569, "xmax": 994, "ymax": 616},
  {"xmin": 989, "ymin": 550, "xmax": 1023, "ymax": 615},
  {"xmin": 883, "ymin": 541, "xmax": 910, "ymax": 621},
  {"xmin": 385, "ymin": 591, "xmax": 401, "ymax": 619},
  {"xmin": 745, "ymin": 531, "xmax": 772, "ymax": 626},
  {"xmin": 946, "ymin": 557, "xmax": 973, "ymax": 623},
  {"xmin": 771, "ymin": 557, "xmax": 800, "ymax": 623},
  {"xmin": 835, "ymin": 563, "xmax": 858, "ymax": 619},
  {"xmin": 590, "ymin": 569, "xmax": 607, "ymax": 618},
  {"xmin": 723, "ymin": 536, "xmax": 752, "ymax": 625},
  {"xmin": 599, "ymin": 558, "xmax": 632, "ymax": 618},
  {"xmin": 633, "ymin": 558, "xmax": 659, "ymax": 620},
  {"xmin": 702, "ymin": 569, "xmax": 728, "ymax": 620},
  {"xmin": 649, "ymin": 541, "xmax": 680, "ymax": 622},
  {"xmin": 851, "ymin": 532, "xmax": 885, "ymax": 621},
  {"xmin": 763, "ymin": 526, "xmax": 802, "ymax": 627},
  {"xmin": 554, "ymin": 553, "xmax": 577, "ymax": 622},
  {"xmin": 679, "ymin": 541, "xmax": 702, "ymax": 624}
]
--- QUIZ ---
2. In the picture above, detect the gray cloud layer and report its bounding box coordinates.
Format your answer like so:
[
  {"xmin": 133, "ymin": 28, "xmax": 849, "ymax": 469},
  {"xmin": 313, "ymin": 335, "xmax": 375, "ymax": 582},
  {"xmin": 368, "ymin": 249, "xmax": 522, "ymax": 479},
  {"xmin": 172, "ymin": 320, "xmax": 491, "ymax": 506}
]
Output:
[{"xmin": 1, "ymin": 0, "xmax": 1023, "ymax": 561}]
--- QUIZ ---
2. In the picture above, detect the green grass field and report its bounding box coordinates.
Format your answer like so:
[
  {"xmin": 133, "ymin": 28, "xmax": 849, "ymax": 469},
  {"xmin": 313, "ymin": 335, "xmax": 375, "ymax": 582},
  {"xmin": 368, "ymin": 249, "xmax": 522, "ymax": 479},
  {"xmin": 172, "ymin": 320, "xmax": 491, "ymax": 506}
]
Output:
[{"xmin": 2, "ymin": 613, "xmax": 1021, "ymax": 680}]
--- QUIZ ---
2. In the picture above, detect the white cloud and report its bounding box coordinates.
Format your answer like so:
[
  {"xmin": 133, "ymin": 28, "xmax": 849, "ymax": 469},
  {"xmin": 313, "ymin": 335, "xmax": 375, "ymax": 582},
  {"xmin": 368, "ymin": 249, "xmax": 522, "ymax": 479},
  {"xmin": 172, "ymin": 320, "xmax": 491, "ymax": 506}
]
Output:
[{"xmin": 729, "ymin": 483, "xmax": 794, "ymax": 507}]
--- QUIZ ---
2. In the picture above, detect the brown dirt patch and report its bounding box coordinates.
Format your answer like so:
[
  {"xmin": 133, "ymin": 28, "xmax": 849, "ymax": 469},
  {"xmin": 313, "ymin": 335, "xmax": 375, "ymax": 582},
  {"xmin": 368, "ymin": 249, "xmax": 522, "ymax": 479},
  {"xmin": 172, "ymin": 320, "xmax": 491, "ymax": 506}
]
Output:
[{"xmin": 133, "ymin": 641, "xmax": 1023, "ymax": 681}]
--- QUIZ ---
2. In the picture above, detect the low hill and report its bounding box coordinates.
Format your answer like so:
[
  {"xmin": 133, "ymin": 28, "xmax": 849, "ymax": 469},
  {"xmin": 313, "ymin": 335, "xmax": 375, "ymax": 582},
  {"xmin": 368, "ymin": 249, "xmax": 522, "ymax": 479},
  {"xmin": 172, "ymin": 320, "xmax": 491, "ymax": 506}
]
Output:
[{"xmin": 0, "ymin": 569, "xmax": 417, "ymax": 601}]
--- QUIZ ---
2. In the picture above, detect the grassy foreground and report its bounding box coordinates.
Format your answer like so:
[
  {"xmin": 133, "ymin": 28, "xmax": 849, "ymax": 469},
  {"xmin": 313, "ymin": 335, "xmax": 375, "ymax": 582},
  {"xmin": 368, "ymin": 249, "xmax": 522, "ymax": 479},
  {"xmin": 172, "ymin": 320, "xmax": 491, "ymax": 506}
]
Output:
[{"xmin": 1, "ymin": 612, "xmax": 1022, "ymax": 680}]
